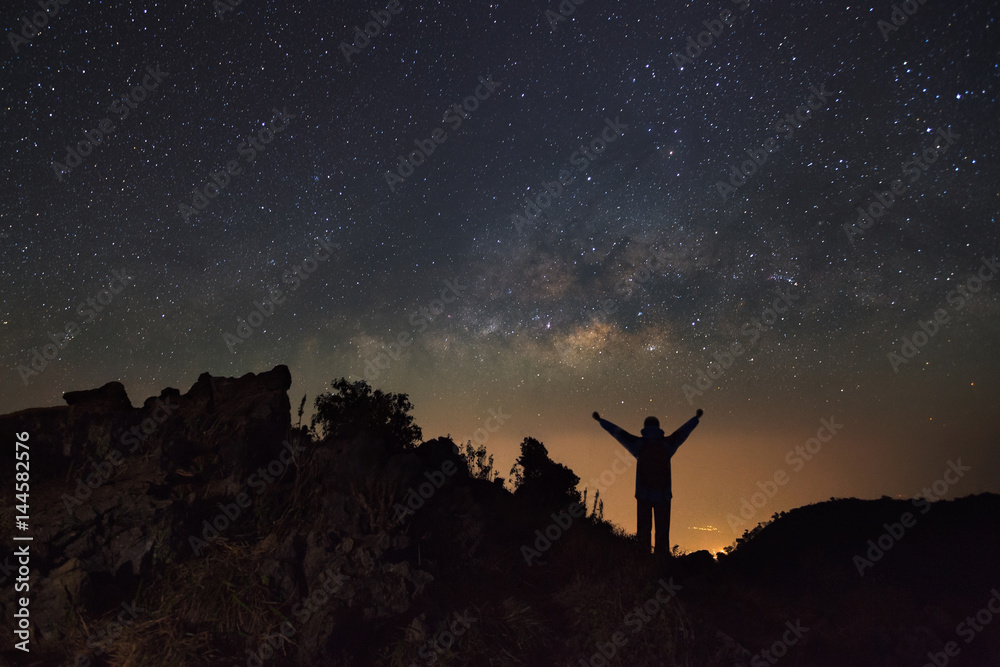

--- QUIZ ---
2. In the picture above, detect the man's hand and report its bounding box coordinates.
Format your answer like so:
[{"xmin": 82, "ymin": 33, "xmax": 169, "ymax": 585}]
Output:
[
  {"xmin": 696, "ymin": 409, "xmax": 704, "ymax": 418},
  {"xmin": 592, "ymin": 411, "xmax": 601, "ymax": 421}
]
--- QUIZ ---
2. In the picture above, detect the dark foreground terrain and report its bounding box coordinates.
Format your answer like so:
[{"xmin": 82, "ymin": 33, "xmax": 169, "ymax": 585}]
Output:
[{"xmin": 1, "ymin": 366, "xmax": 998, "ymax": 666}]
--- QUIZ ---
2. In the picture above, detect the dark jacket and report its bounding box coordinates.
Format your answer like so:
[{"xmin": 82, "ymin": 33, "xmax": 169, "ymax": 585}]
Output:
[{"xmin": 597, "ymin": 416, "xmax": 700, "ymax": 502}]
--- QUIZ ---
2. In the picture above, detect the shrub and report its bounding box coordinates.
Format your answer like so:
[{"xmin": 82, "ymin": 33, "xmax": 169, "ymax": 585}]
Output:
[
  {"xmin": 311, "ymin": 378, "xmax": 422, "ymax": 449},
  {"xmin": 509, "ymin": 437, "xmax": 581, "ymax": 510}
]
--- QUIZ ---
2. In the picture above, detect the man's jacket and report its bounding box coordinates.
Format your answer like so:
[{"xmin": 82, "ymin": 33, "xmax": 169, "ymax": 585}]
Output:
[{"xmin": 597, "ymin": 416, "xmax": 700, "ymax": 502}]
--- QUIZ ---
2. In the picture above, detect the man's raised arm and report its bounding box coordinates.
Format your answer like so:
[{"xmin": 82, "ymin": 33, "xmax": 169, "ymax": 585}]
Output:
[
  {"xmin": 592, "ymin": 411, "xmax": 641, "ymax": 457},
  {"xmin": 669, "ymin": 409, "xmax": 703, "ymax": 449}
]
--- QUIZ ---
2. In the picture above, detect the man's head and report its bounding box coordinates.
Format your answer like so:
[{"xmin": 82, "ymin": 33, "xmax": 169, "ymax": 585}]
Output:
[{"xmin": 643, "ymin": 416, "xmax": 659, "ymax": 429}]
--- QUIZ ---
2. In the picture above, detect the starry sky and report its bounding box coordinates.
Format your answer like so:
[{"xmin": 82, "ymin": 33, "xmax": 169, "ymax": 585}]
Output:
[{"xmin": 2, "ymin": 0, "xmax": 998, "ymax": 553}]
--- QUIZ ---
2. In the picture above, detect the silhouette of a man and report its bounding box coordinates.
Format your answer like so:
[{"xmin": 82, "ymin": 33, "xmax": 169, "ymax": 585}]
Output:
[{"xmin": 592, "ymin": 408, "xmax": 703, "ymax": 555}]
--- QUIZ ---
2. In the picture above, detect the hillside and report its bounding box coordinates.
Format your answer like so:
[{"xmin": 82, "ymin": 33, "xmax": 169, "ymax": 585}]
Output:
[{"xmin": 1, "ymin": 366, "xmax": 997, "ymax": 666}]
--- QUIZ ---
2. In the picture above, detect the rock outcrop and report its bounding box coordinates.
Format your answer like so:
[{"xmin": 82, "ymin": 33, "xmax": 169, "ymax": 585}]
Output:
[{"xmin": 0, "ymin": 366, "xmax": 297, "ymax": 661}]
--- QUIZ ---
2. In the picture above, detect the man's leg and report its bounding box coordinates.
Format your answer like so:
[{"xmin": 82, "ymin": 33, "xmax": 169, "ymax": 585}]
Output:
[
  {"xmin": 653, "ymin": 499, "xmax": 671, "ymax": 556},
  {"xmin": 636, "ymin": 498, "xmax": 653, "ymax": 553}
]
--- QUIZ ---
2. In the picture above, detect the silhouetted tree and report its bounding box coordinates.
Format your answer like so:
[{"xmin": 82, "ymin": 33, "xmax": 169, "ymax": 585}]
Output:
[
  {"xmin": 509, "ymin": 437, "xmax": 581, "ymax": 509},
  {"xmin": 311, "ymin": 378, "xmax": 422, "ymax": 449},
  {"xmin": 462, "ymin": 440, "xmax": 499, "ymax": 483}
]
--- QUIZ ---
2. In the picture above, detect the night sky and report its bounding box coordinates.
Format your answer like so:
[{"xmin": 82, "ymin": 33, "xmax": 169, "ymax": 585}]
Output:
[{"xmin": 3, "ymin": 0, "xmax": 998, "ymax": 553}]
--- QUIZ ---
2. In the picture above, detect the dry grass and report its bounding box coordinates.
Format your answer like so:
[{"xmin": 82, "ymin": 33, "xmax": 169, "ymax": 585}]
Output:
[
  {"xmin": 63, "ymin": 540, "xmax": 284, "ymax": 666},
  {"xmin": 350, "ymin": 475, "xmax": 404, "ymax": 534}
]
